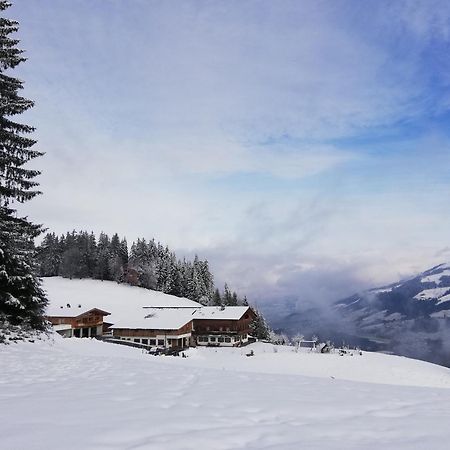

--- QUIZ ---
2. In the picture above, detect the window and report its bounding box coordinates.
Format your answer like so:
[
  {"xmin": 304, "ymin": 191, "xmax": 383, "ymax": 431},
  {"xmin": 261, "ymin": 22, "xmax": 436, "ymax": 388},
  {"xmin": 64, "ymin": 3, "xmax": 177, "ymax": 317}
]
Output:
[
  {"xmin": 142, "ymin": 339, "xmax": 148, "ymax": 345},
  {"xmin": 218, "ymin": 337, "xmax": 225, "ymax": 343},
  {"xmin": 158, "ymin": 339, "xmax": 165, "ymax": 346},
  {"xmin": 134, "ymin": 339, "xmax": 140, "ymax": 343},
  {"xmin": 225, "ymin": 337, "xmax": 231, "ymax": 343},
  {"xmin": 209, "ymin": 337, "xmax": 216, "ymax": 342},
  {"xmin": 150, "ymin": 339, "xmax": 156, "ymax": 345}
]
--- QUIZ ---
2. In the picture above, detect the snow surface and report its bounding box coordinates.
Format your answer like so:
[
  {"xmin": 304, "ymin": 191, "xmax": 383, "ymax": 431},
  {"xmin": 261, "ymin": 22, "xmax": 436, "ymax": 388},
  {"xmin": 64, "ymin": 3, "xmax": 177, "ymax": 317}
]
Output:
[
  {"xmin": 436, "ymin": 294, "xmax": 450, "ymax": 305},
  {"xmin": 44, "ymin": 278, "xmax": 250, "ymax": 330},
  {"xmin": 413, "ymin": 287, "xmax": 450, "ymax": 302},
  {"xmin": 2, "ymin": 337, "xmax": 450, "ymax": 449},
  {"xmin": 421, "ymin": 269, "xmax": 450, "ymax": 285},
  {"xmin": 191, "ymin": 306, "xmax": 249, "ymax": 320},
  {"xmin": 111, "ymin": 307, "xmax": 198, "ymax": 330},
  {"xmin": 43, "ymin": 277, "xmax": 202, "ymax": 324}
]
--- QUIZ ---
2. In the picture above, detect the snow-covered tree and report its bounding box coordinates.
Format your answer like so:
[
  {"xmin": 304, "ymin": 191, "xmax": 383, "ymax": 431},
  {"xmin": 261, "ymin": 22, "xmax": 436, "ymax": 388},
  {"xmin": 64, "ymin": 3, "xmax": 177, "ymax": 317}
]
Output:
[
  {"xmin": 250, "ymin": 308, "xmax": 271, "ymax": 340},
  {"xmin": 230, "ymin": 291, "xmax": 239, "ymax": 306},
  {"xmin": 128, "ymin": 238, "xmax": 157, "ymax": 289},
  {"xmin": 108, "ymin": 233, "xmax": 124, "ymax": 282},
  {"xmin": 292, "ymin": 333, "xmax": 305, "ymax": 347},
  {"xmin": 223, "ymin": 283, "xmax": 232, "ymax": 305},
  {"xmin": 269, "ymin": 331, "xmax": 290, "ymax": 345},
  {"xmin": 0, "ymin": 1, "xmax": 47, "ymax": 332},
  {"xmin": 94, "ymin": 232, "xmax": 110, "ymax": 281},
  {"xmin": 212, "ymin": 288, "xmax": 222, "ymax": 306},
  {"xmin": 36, "ymin": 233, "xmax": 61, "ymax": 276}
]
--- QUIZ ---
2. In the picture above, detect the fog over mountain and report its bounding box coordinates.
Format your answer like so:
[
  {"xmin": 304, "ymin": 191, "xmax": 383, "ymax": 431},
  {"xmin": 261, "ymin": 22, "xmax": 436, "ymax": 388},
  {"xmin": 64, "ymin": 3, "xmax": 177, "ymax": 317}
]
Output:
[{"xmin": 270, "ymin": 263, "xmax": 450, "ymax": 367}]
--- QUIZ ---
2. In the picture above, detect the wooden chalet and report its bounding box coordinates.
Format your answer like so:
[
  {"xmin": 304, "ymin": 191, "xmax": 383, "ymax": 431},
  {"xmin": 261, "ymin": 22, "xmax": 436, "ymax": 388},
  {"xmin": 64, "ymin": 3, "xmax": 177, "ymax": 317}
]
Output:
[
  {"xmin": 110, "ymin": 308, "xmax": 196, "ymax": 349},
  {"xmin": 44, "ymin": 277, "xmax": 256, "ymax": 350},
  {"xmin": 47, "ymin": 306, "xmax": 111, "ymax": 338},
  {"xmin": 111, "ymin": 306, "xmax": 256, "ymax": 349},
  {"xmin": 191, "ymin": 306, "xmax": 256, "ymax": 347}
]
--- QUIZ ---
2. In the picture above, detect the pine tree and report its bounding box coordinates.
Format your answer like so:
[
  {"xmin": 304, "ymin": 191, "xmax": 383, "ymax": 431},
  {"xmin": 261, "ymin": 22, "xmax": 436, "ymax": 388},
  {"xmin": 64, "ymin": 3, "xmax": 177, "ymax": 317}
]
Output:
[
  {"xmin": 230, "ymin": 291, "xmax": 238, "ymax": 306},
  {"xmin": 128, "ymin": 238, "xmax": 157, "ymax": 289},
  {"xmin": 108, "ymin": 233, "xmax": 124, "ymax": 282},
  {"xmin": 212, "ymin": 288, "xmax": 222, "ymax": 306},
  {"xmin": 0, "ymin": 1, "xmax": 47, "ymax": 332},
  {"xmin": 36, "ymin": 233, "xmax": 60, "ymax": 276},
  {"xmin": 95, "ymin": 232, "xmax": 111, "ymax": 281},
  {"xmin": 223, "ymin": 283, "xmax": 232, "ymax": 306},
  {"xmin": 197, "ymin": 258, "xmax": 214, "ymax": 303},
  {"xmin": 249, "ymin": 308, "xmax": 271, "ymax": 340}
]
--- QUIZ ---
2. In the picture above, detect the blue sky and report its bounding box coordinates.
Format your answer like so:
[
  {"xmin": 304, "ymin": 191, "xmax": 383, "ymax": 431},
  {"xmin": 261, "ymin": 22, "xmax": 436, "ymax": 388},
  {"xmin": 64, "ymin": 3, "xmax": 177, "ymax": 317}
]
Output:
[{"xmin": 11, "ymin": 0, "xmax": 450, "ymax": 308}]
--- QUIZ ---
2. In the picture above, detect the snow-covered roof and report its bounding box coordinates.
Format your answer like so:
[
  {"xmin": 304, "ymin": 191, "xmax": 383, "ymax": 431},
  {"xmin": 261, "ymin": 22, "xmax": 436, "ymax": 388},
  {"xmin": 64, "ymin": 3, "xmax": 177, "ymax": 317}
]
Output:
[
  {"xmin": 191, "ymin": 306, "xmax": 250, "ymax": 320},
  {"xmin": 111, "ymin": 306, "xmax": 251, "ymax": 330},
  {"xmin": 48, "ymin": 304, "xmax": 92, "ymax": 318},
  {"xmin": 43, "ymin": 278, "xmax": 251, "ymax": 332},
  {"xmin": 111, "ymin": 308, "xmax": 198, "ymax": 330},
  {"xmin": 43, "ymin": 277, "xmax": 202, "ymax": 325}
]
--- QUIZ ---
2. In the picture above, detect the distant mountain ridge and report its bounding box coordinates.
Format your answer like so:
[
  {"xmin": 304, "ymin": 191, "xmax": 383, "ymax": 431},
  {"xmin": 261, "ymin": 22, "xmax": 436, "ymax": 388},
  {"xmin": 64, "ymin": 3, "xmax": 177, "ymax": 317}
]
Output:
[
  {"xmin": 336, "ymin": 263, "xmax": 450, "ymax": 322},
  {"xmin": 273, "ymin": 263, "xmax": 450, "ymax": 367},
  {"xmin": 332, "ymin": 263, "xmax": 450, "ymax": 366}
]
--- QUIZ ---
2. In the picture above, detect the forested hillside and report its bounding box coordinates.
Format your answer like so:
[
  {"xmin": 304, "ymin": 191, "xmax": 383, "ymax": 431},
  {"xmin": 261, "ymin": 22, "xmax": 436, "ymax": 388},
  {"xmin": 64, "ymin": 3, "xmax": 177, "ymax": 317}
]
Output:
[{"xmin": 36, "ymin": 231, "xmax": 246, "ymax": 307}]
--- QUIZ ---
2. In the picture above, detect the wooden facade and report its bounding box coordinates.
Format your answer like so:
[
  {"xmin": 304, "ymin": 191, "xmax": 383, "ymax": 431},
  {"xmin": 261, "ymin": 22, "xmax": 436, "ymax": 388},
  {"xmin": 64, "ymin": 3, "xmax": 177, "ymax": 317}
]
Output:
[
  {"xmin": 193, "ymin": 310, "xmax": 255, "ymax": 335},
  {"xmin": 47, "ymin": 308, "xmax": 110, "ymax": 338},
  {"xmin": 49, "ymin": 304, "xmax": 256, "ymax": 350},
  {"xmin": 112, "ymin": 321, "xmax": 194, "ymax": 349},
  {"xmin": 113, "ymin": 320, "xmax": 193, "ymax": 338},
  {"xmin": 113, "ymin": 308, "xmax": 257, "ymax": 349},
  {"xmin": 193, "ymin": 308, "xmax": 256, "ymax": 347}
]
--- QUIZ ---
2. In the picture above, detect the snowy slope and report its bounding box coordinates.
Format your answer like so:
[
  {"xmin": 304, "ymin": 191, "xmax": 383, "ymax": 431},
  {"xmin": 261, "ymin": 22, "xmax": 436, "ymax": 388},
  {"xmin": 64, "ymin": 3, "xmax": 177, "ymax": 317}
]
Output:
[
  {"xmin": 1, "ymin": 337, "xmax": 450, "ymax": 450},
  {"xmin": 43, "ymin": 276, "xmax": 202, "ymax": 325}
]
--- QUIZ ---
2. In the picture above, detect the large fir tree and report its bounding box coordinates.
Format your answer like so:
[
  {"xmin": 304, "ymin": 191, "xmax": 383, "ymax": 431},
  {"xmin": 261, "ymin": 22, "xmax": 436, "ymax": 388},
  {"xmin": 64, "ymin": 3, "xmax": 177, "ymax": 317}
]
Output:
[{"xmin": 0, "ymin": 1, "xmax": 47, "ymax": 332}]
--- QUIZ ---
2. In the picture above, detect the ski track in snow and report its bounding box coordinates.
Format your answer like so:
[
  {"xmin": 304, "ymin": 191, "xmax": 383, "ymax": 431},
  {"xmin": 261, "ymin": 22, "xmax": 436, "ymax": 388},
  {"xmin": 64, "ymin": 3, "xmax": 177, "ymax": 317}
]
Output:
[{"xmin": 1, "ymin": 338, "xmax": 450, "ymax": 450}]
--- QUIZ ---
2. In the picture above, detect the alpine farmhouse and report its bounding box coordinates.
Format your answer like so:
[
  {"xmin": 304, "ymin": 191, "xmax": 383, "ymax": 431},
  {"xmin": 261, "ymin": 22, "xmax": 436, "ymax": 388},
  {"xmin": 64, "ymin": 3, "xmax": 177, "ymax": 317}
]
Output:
[{"xmin": 44, "ymin": 277, "xmax": 256, "ymax": 349}]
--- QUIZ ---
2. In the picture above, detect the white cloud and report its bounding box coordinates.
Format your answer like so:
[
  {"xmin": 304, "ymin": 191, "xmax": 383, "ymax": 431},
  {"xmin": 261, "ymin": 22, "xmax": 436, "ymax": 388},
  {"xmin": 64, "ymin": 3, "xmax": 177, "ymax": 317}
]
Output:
[{"xmin": 11, "ymin": 0, "xmax": 450, "ymax": 309}]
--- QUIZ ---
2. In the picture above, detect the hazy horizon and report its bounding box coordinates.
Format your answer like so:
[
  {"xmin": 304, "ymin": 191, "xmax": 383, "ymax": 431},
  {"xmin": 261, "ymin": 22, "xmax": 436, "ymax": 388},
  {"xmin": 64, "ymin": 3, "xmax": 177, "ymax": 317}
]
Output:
[{"xmin": 12, "ymin": 0, "xmax": 450, "ymax": 308}]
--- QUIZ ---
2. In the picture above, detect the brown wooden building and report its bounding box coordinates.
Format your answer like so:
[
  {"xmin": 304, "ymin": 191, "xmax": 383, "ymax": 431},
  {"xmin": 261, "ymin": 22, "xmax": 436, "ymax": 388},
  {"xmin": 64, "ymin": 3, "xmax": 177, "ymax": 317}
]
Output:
[
  {"xmin": 111, "ymin": 306, "xmax": 256, "ymax": 349},
  {"xmin": 47, "ymin": 308, "xmax": 111, "ymax": 338},
  {"xmin": 191, "ymin": 306, "xmax": 256, "ymax": 347}
]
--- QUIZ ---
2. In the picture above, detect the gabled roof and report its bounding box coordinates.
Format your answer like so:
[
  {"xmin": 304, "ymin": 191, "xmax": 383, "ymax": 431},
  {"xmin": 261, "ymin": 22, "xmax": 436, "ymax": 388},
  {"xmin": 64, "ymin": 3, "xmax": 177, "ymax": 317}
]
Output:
[
  {"xmin": 191, "ymin": 306, "xmax": 251, "ymax": 320},
  {"xmin": 43, "ymin": 277, "xmax": 254, "ymax": 332},
  {"xmin": 43, "ymin": 276, "xmax": 202, "ymax": 323},
  {"xmin": 45, "ymin": 306, "xmax": 111, "ymax": 319},
  {"xmin": 77, "ymin": 308, "xmax": 111, "ymax": 317},
  {"xmin": 111, "ymin": 308, "xmax": 196, "ymax": 331},
  {"xmin": 46, "ymin": 304, "xmax": 91, "ymax": 318}
]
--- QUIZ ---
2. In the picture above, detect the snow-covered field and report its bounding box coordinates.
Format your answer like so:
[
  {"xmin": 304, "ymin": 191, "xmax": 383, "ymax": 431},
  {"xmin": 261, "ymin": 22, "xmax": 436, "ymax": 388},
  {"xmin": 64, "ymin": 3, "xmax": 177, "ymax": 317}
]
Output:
[{"xmin": 2, "ymin": 338, "xmax": 450, "ymax": 449}]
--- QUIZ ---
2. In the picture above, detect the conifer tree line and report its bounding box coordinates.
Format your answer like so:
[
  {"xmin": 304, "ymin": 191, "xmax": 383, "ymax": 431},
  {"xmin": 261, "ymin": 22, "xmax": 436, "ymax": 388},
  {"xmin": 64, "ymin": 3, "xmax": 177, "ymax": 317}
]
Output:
[
  {"xmin": 0, "ymin": 1, "xmax": 48, "ymax": 333},
  {"xmin": 36, "ymin": 230, "xmax": 249, "ymax": 307}
]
